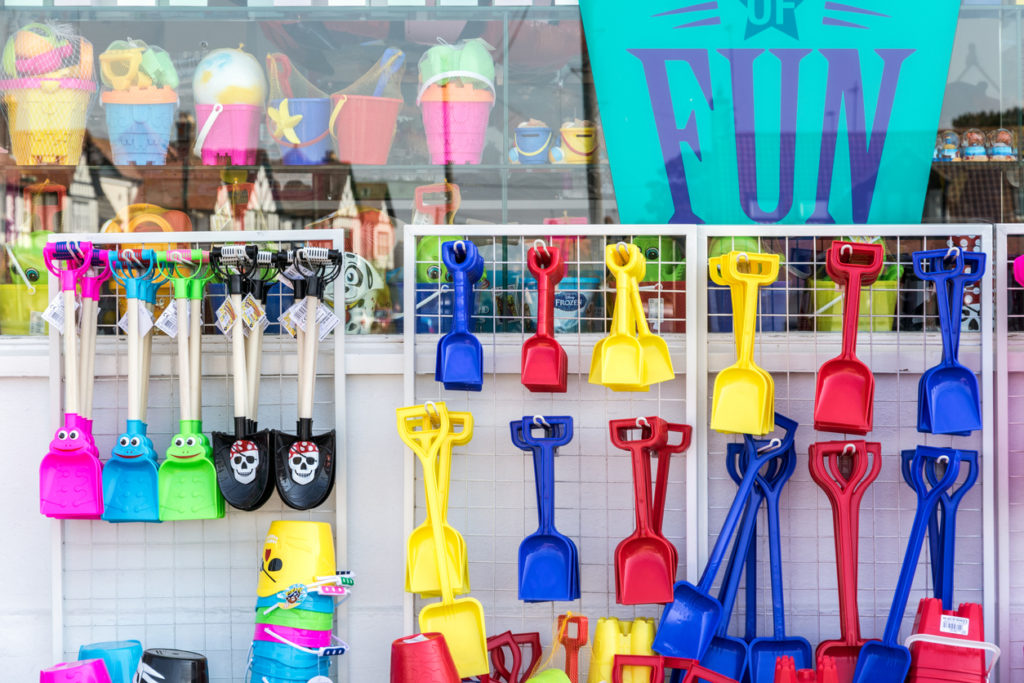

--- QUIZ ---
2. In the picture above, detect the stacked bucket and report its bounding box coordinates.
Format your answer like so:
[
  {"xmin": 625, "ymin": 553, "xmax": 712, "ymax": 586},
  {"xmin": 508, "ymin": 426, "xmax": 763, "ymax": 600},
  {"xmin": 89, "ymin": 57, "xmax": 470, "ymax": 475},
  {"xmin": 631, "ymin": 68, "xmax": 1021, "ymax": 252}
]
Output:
[
  {"xmin": 0, "ymin": 23, "xmax": 97, "ymax": 166},
  {"xmin": 417, "ymin": 39, "xmax": 495, "ymax": 165},
  {"xmin": 250, "ymin": 520, "xmax": 350, "ymax": 683},
  {"xmin": 99, "ymin": 39, "xmax": 178, "ymax": 166}
]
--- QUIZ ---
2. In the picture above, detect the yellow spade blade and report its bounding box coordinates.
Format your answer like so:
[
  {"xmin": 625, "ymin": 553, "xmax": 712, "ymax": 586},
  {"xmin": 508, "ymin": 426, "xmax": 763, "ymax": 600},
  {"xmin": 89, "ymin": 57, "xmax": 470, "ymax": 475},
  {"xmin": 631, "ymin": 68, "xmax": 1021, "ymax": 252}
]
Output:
[{"xmin": 418, "ymin": 596, "xmax": 489, "ymax": 677}]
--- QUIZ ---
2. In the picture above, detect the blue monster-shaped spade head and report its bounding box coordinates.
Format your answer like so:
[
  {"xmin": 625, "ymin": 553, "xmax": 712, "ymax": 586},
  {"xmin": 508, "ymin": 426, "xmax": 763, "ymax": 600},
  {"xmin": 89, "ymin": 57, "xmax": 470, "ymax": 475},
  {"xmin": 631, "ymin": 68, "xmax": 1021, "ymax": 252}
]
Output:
[{"xmin": 111, "ymin": 420, "xmax": 156, "ymax": 461}]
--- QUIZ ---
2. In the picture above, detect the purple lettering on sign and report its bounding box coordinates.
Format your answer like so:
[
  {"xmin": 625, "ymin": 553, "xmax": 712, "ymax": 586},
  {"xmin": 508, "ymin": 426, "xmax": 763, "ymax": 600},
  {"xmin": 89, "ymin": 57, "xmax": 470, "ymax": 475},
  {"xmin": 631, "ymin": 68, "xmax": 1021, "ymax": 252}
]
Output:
[
  {"xmin": 809, "ymin": 48, "xmax": 913, "ymax": 223},
  {"xmin": 720, "ymin": 48, "xmax": 810, "ymax": 222},
  {"xmin": 629, "ymin": 48, "xmax": 713, "ymax": 224}
]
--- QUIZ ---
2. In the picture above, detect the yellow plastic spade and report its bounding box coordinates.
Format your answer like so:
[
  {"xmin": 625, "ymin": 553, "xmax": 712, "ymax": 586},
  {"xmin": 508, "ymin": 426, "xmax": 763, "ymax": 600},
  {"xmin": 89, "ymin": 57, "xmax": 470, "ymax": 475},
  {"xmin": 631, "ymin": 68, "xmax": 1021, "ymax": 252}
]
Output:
[
  {"xmin": 413, "ymin": 405, "xmax": 488, "ymax": 677},
  {"xmin": 710, "ymin": 252, "xmax": 778, "ymax": 435},
  {"xmin": 628, "ymin": 253, "xmax": 674, "ymax": 385},
  {"xmin": 409, "ymin": 409, "xmax": 474, "ymax": 598},
  {"xmin": 709, "ymin": 254, "xmax": 775, "ymax": 433},
  {"xmin": 397, "ymin": 404, "xmax": 465, "ymax": 599},
  {"xmin": 589, "ymin": 244, "xmax": 643, "ymax": 389}
]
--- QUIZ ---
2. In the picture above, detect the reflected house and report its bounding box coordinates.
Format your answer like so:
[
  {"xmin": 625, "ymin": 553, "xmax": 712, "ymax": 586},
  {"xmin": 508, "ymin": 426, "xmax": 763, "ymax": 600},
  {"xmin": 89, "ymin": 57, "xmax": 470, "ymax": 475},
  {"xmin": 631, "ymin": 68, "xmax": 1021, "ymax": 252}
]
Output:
[{"xmin": 305, "ymin": 176, "xmax": 396, "ymax": 272}]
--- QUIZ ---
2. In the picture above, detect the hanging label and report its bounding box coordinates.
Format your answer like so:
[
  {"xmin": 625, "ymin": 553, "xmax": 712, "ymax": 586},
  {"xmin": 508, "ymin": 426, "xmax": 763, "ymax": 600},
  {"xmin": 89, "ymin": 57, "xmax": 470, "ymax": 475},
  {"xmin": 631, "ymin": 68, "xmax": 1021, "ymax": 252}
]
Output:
[
  {"xmin": 290, "ymin": 299, "xmax": 309, "ymax": 331},
  {"xmin": 117, "ymin": 300, "xmax": 153, "ymax": 336},
  {"xmin": 29, "ymin": 311, "xmax": 47, "ymax": 336},
  {"xmin": 316, "ymin": 302, "xmax": 340, "ymax": 341},
  {"xmin": 281, "ymin": 263, "xmax": 312, "ymax": 288},
  {"xmin": 279, "ymin": 302, "xmax": 300, "ymax": 338},
  {"xmin": 215, "ymin": 299, "xmax": 237, "ymax": 336},
  {"xmin": 241, "ymin": 293, "xmax": 268, "ymax": 330},
  {"xmin": 939, "ymin": 615, "xmax": 971, "ymax": 636},
  {"xmin": 42, "ymin": 295, "xmax": 70, "ymax": 333},
  {"xmin": 155, "ymin": 302, "xmax": 188, "ymax": 338}
]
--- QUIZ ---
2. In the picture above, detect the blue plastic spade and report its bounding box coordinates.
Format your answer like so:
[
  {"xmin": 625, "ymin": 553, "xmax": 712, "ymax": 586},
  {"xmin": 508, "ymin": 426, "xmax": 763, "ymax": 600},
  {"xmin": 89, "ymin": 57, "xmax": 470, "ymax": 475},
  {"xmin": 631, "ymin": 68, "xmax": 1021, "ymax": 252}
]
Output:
[
  {"xmin": 653, "ymin": 414, "xmax": 798, "ymax": 661},
  {"xmin": 699, "ymin": 442, "xmax": 772, "ymax": 682},
  {"xmin": 511, "ymin": 416, "xmax": 579, "ymax": 602},
  {"xmin": 852, "ymin": 446, "xmax": 962, "ymax": 683},
  {"xmin": 748, "ymin": 441, "xmax": 812, "ymax": 683},
  {"xmin": 913, "ymin": 249, "xmax": 982, "ymax": 435},
  {"xmin": 436, "ymin": 240, "xmax": 484, "ymax": 391},
  {"xmin": 900, "ymin": 449, "xmax": 978, "ymax": 610}
]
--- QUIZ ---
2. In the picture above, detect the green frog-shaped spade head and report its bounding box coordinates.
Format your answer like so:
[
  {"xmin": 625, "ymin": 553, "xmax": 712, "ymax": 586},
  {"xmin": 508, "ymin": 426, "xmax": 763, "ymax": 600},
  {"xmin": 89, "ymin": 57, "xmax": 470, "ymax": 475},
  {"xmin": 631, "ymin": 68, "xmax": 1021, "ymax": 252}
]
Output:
[{"xmin": 633, "ymin": 236, "xmax": 686, "ymax": 282}]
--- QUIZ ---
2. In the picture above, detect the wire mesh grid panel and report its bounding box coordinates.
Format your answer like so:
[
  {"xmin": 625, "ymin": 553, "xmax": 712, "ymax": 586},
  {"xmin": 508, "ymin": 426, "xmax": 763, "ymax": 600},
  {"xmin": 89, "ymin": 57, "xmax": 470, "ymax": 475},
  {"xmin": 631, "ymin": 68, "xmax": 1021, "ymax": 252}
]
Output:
[
  {"xmin": 49, "ymin": 231, "xmax": 347, "ymax": 683},
  {"xmin": 402, "ymin": 225, "xmax": 696, "ymax": 676},
  {"xmin": 996, "ymin": 225, "xmax": 1024, "ymax": 678},
  {"xmin": 699, "ymin": 227, "xmax": 994, "ymax": 670}
]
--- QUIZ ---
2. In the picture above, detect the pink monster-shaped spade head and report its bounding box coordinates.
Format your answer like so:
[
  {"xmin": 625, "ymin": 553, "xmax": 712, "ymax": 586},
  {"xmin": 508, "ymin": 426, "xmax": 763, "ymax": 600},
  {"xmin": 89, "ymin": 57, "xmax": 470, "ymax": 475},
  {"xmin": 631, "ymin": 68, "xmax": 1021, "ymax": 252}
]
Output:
[{"xmin": 48, "ymin": 416, "xmax": 94, "ymax": 456}]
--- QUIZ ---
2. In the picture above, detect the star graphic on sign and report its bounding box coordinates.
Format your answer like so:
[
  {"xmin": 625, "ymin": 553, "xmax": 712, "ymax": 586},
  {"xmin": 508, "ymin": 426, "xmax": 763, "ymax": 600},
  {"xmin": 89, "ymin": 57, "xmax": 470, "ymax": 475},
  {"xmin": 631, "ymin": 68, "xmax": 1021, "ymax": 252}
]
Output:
[{"xmin": 739, "ymin": 0, "xmax": 805, "ymax": 40}]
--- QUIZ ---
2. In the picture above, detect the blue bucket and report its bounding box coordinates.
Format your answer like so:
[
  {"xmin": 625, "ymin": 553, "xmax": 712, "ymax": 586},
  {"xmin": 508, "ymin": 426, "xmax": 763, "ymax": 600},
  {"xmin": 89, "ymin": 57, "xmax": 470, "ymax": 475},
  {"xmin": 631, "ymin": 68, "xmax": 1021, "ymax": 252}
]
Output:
[
  {"xmin": 78, "ymin": 640, "xmax": 142, "ymax": 683},
  {"xmin": 511, "ymin": 125, "xmax": 552, "ymax": 165},
  {"xmin": 269, "ymin": 97, "xmax": 331, "ymax": 166},
  {"xmin": 255, "ymin": 591, "xmax": 335, "ymax": 614},
  {"xmin": 251, "ymin": 641, "xmax": 329, "ymax": 679},
  {"xmin": 104, "ymin": 101, "xmax": 175, "ymax": 166}
]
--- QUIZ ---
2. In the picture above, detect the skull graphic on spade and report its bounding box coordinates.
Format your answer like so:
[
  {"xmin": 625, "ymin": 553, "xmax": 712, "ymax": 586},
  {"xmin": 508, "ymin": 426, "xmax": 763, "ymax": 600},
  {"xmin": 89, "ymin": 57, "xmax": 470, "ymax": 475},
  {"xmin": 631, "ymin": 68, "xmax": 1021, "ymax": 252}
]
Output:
[
  {"xmin": 229, "ymin": 440, "xmax": 259, "ymax": 485},
  {"xmin": 288, "ymin": 441, "xmax": 319, "ymax": 485}
]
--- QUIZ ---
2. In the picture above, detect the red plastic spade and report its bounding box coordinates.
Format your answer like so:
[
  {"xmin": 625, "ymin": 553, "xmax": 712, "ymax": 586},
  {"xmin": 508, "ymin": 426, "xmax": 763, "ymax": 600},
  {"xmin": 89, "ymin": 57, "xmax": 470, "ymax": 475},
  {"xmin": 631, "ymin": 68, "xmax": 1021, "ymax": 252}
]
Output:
[
  {"xmin": 809, "ymin": 441, "xmax": 881, "ymax": 683},
  {"xmin": 814, "ymin": 242, "xmax": 883, "ymax": 435},
  {"xmin": 611, "ymin": 418, "xmax": 678, "ymax": 605},
  {"xmin": 522, "ymin": 244, "xmax": 568, "ymax": 393}
]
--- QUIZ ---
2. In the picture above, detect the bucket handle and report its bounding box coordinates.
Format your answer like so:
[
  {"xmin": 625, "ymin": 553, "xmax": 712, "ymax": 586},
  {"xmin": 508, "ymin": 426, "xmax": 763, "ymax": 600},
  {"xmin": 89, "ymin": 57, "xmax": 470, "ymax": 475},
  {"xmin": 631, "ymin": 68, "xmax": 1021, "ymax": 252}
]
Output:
[
  {"xmin": 416, "ymin": 70, "xmax": 495, "ymax": 104},
  {"xmin": 192, "ymin": 103, "xmax": 223, "ymax": 158},
  {"xmin": 515, "ymin": 131, "xmax": 552, "ymax": 158},
  {"xmin": 328, "ymin": 95, "xmax": 347, "ymax": 139},
  {"xmin": 903, "ymin": 634, "xmax": 1000, "ymax": 680}
]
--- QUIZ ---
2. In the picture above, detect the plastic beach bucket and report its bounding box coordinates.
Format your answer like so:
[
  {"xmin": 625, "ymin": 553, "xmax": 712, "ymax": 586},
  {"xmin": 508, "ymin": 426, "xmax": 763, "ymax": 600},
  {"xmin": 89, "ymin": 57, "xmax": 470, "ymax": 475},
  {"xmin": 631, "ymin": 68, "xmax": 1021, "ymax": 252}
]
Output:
[
  {"xmin": 268, "ymin": 97, "xmax": 331, "ymax": 166},
  {"xmin": 554, "ymin": 125, "xmax": 596, "ymax": 164},
  {"xmin": 102, "ymin": 86, "xmax": 176, "ymax": 166},
  {"xmin": 511, "ymin": 126, "xmax": 552, "ymax": 165},
  {"xmin": 419, "ymin": 83, "xmax": 494, "ymax": 165},
  {"xmin": 193, "ymin": 103, "xmax": 261, "ymax": 165},
  {"xmin": 390, "ymin": 633, "xmax": 459, "ymax": 683},
  {"xmin": 0, "ymin": 77, "xmax": 95, "ymax": 166},
  {"xmin": 0, "ymin": 283, "xmax": 49, "ymax": 334},
  {"xmin": 40, "ymin": 660, "xmax": 112, "ymax": 683},
  {"xmin": 138, "ymin": 649, "xmax": 209, "ymax": 683},
  {"xmin": 78, "ymin": 641, "xmax": 142, "ymax": 683},
  {"xmin": 330, "ymin": 93, "xmax": 401, "ymax": 165}
]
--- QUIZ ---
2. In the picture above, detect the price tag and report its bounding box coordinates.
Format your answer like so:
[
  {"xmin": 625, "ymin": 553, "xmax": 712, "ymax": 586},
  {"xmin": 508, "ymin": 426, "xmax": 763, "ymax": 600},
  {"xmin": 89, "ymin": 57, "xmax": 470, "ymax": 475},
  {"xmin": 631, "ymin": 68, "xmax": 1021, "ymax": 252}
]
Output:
[
  {"xmin": 940, "ymin": 615, "xmax": 971, "ymax": 636},
  {"xmin": 316, "ymin": 302, "xmax": 340, "ymax": 341},
  {"xmin": 215, "ymin": 299, "xmax": 237, "ymax": 336},
  {"xmin": 117, "ymin": 300, "xmax": 154, "ymax": 337},
  {"xmin": 281, "ymin": 264, "xmax": 312, "ymax": 288},
  {"xmin": 279, "ymin": 302, "xmax": 300, "ymax": 338},
  {"xmin": 241, "ymin": 294, "xmax": 268, "ymax": 330},
  {"xmin": 42, "ymin": 295, "xmax": 78, "ymax": 333},
  {"xmin": 155, "ymin": 302, "xmax": 187, "ymax": 338}
]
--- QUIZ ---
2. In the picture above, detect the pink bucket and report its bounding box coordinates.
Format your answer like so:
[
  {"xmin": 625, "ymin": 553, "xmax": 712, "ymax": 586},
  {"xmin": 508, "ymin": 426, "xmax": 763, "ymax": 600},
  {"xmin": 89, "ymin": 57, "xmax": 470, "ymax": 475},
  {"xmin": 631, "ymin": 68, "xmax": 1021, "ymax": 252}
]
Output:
[
  {"xmin": 194, "ymin": 103, "xmax": 261, "ymax": 165},
  {"xmin": 40, "ymin": 659, "xmax": 112, "ymax": 683},
  {"xmin": 330, "ymin": 94, "xmax": 402, "ymax": 165},
  {"xmin": 419, "ymin": 84, "xmax": 494, "ymax": 165}
]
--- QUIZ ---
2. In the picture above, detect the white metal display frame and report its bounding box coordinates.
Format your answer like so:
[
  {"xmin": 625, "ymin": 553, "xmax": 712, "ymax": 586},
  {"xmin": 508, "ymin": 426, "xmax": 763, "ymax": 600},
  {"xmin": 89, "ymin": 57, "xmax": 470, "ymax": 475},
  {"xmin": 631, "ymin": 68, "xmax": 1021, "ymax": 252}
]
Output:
[
  {"xmin": 44, "ymin": 230, "xmax": 348, "ymax": 680},
  {"xmin": 994, "ymin": 224, "xmax": 1020, "ymax": 679},
  {"xmin": 401, "ymin": 223, "xmax": 996, "ymax": 676},
  {"xmin": 402, "ymin": 224, "xmax": 699, "ymax": 633},
  {"xmin": 699, "ymin": 225, "xmax": 995, "ymax": 670}
]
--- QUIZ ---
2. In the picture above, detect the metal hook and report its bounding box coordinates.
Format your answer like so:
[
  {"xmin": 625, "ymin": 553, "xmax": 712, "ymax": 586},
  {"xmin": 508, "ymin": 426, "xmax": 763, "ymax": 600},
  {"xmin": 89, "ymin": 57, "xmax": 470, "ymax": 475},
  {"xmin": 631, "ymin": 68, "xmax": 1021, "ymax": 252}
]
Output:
[
  {"xmin": 842, "ymin": 443, "xmax": 856, "ymax": 455},
  {"xmin": 737, "ymin": 252, "xmax": 750, "ymax": 264},
  {"xmin": 937, "ymin": 454, "xmax": 950, "ymax": 465},
  {"xmin": 533, "ymin": 239, "xmax": 550, "ymax": 260},
  {"xmin": 424, "ymin": 401, "xmax": 441, "ymax": 428},
  {"xmin": 533, "ymin": 415, "xmax": 550, "ymax": 428},
  {"xmin": 615, "ymin": 241, "xmax": 630, "ymax": 262},
  {"xmin": 454, "ymin": 240, "xmax": 466, "ymax": 259},
  {"xmin": 840, "ymin": 244, "xmax": 853, "ymax": 257},
  {"xmin": 757, "ymin": 438, "xmax": 783, "ymax": 453},
  {"xmin": 636, "ymin": 416, "xmax": 650, "ymax": 429}
]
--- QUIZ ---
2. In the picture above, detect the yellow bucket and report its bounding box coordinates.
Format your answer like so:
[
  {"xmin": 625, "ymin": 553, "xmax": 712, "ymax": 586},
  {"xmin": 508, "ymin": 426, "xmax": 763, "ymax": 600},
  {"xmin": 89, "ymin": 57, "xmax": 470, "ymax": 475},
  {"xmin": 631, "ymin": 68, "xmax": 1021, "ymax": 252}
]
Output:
[
  {"xmin": 257, "ymin": 521, "xmax": 336, "ymax": 598},
  {"xmin": 558, "ymin": 126, "xmax": 596, "ymax": 164},
  {"xmin": 1, "ymin": 78, "xmax": 95, "ymax": 165},
  {"xmin": 0, "ymin": 283, "xmax": 49, "ymax": 335},
  {"xmin": 812, "ymin": 278, "xmax": 898, "ymax": 332}
]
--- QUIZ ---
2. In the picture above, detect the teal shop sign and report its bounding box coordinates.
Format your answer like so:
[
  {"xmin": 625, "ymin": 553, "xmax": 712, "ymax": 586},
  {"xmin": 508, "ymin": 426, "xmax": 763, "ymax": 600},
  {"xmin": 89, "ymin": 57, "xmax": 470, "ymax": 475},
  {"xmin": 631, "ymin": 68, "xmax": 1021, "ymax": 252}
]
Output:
[{"xmin": 580, "ymin": 0, "xmax": 960, "ymax": 224}]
